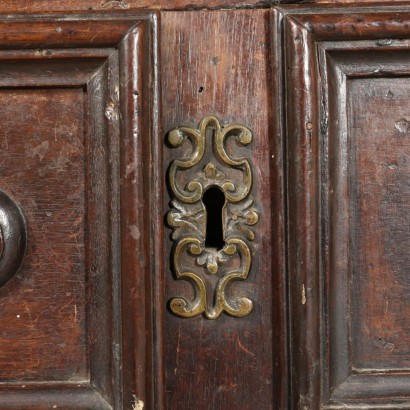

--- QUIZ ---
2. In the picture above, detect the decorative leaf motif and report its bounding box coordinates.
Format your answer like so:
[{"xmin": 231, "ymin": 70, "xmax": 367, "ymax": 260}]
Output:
[
  {"xmin": 203, "ymin": 163, "xmax": 223, "ymax": 181},
  {"xmin": 226, "ymin": 198, "xmax": 259, "ymax": 241},
  {"xmin": 167, "ymin": 200, "xmax": 205, "ymax": 241},
  {"xmin": 195, "ymin": 243, "xmax": 237, "ymax": 275}
]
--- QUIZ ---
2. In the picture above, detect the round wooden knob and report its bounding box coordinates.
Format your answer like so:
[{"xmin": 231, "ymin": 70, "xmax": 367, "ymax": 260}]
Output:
[{"xmin": 0, "ymin": 190, "xmax": 26, "ymax": 286}]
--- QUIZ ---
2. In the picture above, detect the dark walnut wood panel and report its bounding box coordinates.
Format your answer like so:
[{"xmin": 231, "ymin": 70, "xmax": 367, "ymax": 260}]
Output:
[
  {"xmin": 348, "ymin": 76, "xmax": 410, "ymax": 372},
  {"xmin": 278, "ymin": 4, "xmax": 410, "ymax": 409},
  {"xmin": 0, "ymin": 13, "xmax": 157, "ymax": 410},
  {"xmin": 161, "ymin": 9, "xmax": 287, "ymax": 410},
  {"xmin": 0, "ymin": 87, "xmax": 87, "ymax": 382}
]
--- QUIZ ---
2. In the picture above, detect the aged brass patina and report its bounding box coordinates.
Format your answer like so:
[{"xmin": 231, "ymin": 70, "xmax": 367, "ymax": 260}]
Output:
[{"xmin": 167, "ymin": 115, "xmax": 259, "ymax": 319}]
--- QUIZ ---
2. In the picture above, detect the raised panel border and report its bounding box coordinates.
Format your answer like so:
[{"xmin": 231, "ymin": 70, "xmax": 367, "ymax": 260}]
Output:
[
  {"xmin": 322, "ymin": 46, "xmax": 410, "ymax": 404},
  {"xmin": 276, "ymin": 4, "xmax": 410, "ymax": 409},
  {"xmin": 0, "ymin": 13, "xmax": 159, "ymax": 410}
]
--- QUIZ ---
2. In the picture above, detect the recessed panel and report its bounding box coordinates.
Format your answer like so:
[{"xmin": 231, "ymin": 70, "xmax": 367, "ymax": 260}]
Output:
[
  {"xmin": 0, "ymin": 13, "xmax": 156, "ymax": 409},
  {"xmin": 348, "ymin": 77, "xmax": 410, "ymax": 371},
  {"xmin": 281, "ymin": 4, "xmax": 410, "ymax": 408},
  {"xmin": 0, "ymin": 88, "xmax": 87, "ymax": 382}
]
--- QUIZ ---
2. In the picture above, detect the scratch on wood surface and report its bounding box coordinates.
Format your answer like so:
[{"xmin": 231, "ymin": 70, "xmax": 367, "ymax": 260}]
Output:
[
  {"xmin": 217, "ymin": 382, "xmax": 238, "ymax": 392},
  {"xmin": 236, "ymin": 335, "xmax": 255, "ymax": 357},
  {"xmin": 302, "ymin": 284, "xmax": 307, "ymax": 305},
  {"xmin": 384, "ymin": 293, "xmax": 389, "ymax": 316},
  {"xmin": 58, "ymin": 298, "xmax": 75, "ymax": 312},
  {"xmin": 175, "ymin": 329, "xmax": 181, "ymax": 375}
]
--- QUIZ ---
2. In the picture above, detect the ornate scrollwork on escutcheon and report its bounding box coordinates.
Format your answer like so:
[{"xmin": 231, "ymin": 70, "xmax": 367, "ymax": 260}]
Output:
[{"xmin": 167, "ymin": 115, "xmax": 259, "ymax": 320}]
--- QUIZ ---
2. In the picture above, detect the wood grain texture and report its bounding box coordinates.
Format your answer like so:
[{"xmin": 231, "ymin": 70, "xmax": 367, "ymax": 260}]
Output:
[
  {"xmin": 161, "ymin": 9, "xmax": 287, "ymax": 409},
  {"xmin": 3, "ymin": 3, "xmax": 410, "ymax": 409},
  {"xmin": 280, "ymin": 4, "xmax": 410, "ymax": 409},
  {"xmin": 0, "ymin": 0, "xmax": 404, "ymax": 14},
  {"xmin": 0, "ymin": 88, "xmax": 87, "ymax": 382},
  {"xmin": 282, "ymin": 9, "xmax": 321, "ymax": 410},
  {"xmin": 0, "ymin": 14, "xmax": 157, "ymax": 410},
  {"xmin": 349, "ymin": 77, "xmax": 410, "ymax": 372},
  {"xmin": 119, "ymin": 17, "xmax": 159, "ymax": 410},
  {"xmin": 0, "ymin": 385, "xmax": 112, "ymax": 410}
]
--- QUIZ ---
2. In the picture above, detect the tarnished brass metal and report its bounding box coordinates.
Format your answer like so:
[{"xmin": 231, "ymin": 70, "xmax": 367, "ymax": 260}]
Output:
[{"xmin": 167, "ymin": 116, "xmax": 259, "ymax": 319}]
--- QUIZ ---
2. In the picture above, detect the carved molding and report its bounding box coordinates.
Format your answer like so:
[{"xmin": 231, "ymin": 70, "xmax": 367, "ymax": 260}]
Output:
[{"xmin": 167, "ymin": 115, "xmax": 258, "ymax": 319}]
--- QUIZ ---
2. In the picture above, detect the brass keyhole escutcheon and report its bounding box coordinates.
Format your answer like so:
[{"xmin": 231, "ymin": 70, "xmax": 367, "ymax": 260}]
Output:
[{"xmin": 167, "ymin": 116, "xmax": 259, "ymax": 320}]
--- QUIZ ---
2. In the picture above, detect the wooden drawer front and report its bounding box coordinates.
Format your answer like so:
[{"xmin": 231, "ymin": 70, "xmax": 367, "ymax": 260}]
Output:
[
  {"xmin": 0, "ymin": 14, "xmax": 156, "ymax": 409},
  {"xmin": 280, "ymin": 5, "xmax": 410, "ymax": 409}
]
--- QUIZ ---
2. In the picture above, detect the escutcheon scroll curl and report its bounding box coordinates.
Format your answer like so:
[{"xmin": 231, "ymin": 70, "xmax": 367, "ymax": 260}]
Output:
[{"xmin": 166, "ymin": 116, "xmax": 259, "ymax": 320}]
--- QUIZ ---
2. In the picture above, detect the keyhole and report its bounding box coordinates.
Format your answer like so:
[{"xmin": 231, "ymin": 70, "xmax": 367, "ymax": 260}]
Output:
[{"xmin": 203, "ymin": 186, "xmax": 225, "ymax": 250}]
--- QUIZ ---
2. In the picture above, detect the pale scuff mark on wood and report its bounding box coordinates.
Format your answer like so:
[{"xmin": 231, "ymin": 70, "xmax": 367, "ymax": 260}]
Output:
[
  {"xmin": 132, "ymin": 394, "xmax": 144, "ymax": 410},
  {"xmin": 129, "ymin": 224, "xmax": 140, "ymax": 240},
  {"xmin": 395, "ymin": 118, "xmax": 410, "ymax": 134},
  {"xmin": 31, "ymin": 140, "xmax": 49, "ymax": 161},
  {"xmin": 99, "ymin": 0, "xmax": 129, "ymax": 9},
  {"xmin": 105, "ymin": 99, "xmax": 118, "ymax": 121},
  {"xmin": 302, "ymin": 284, "xmax": 307, "ymax": 305}
]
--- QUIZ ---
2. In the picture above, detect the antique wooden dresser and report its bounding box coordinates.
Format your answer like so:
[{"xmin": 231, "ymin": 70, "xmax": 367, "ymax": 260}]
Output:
[{"xmin": 0, "ymin": 0, "xmax": 408, "ymax": 408}]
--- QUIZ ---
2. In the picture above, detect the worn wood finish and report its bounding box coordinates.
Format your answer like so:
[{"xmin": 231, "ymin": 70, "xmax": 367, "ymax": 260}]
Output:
[
  {"xmin": 161, "ymin": 9, "xmax": 287, "ymax": 409},
  {"xmin": 279, "ymin": 4, "xmax": 410, "ymax": 409},
  {"xmin": 119, "ymin": 14, "xmax": 159, "ymax": 410},
  {"xmin": 0, "ymin": 0, "xmax": 404, "ymax": 14},
  {"xmin": 0, "ymin": 14, "xmax": 157, "ymax": 410},
  {"xmin": 3, "ymin": 3, "xmax": 410, "ymax": 409},
  {"xmin": 0, "ymin": 87, "xmax": 88, "ymax": 382}
]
